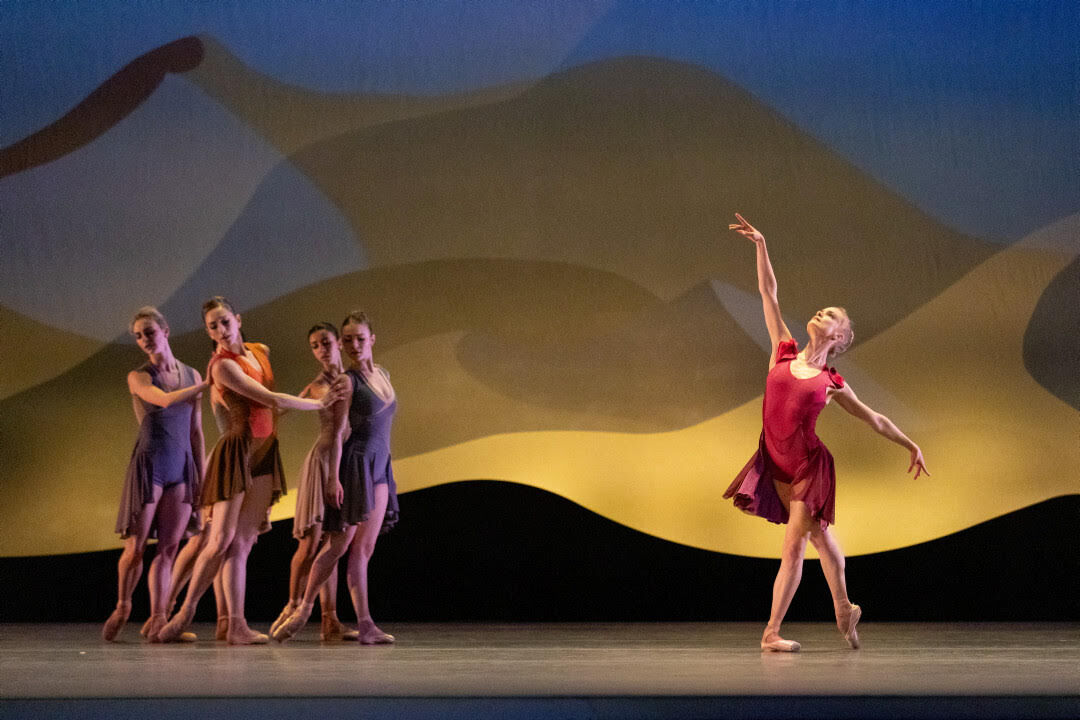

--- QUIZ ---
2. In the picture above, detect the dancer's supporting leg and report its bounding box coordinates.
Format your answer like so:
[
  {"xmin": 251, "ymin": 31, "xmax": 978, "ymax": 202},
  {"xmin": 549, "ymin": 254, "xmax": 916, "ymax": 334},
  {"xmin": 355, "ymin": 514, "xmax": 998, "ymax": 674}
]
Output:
[
  {"xmin": 761, "ymin": 484, "xmax": 813, "ymax": 652},
  {"xmin": 157, "ymin": 492, "xmax": 244, "ymax": 642},
  {"xmin": 346, "ymin": 484, "xmax": 393, "ymax": 644},
  {"xmin": 143, "ymin": 484, "xmax": 191, "ymax": 640},
  {"xmin": 319, "ymin": 564, "xmax": 354, "ymax": 640},
  {"xmin": 220, "ymin": 473, "xmax": 274, "ymax": 645},
  {"xmin": 103, "ymin": 484, "xmax": 164, "ymax": 641}
]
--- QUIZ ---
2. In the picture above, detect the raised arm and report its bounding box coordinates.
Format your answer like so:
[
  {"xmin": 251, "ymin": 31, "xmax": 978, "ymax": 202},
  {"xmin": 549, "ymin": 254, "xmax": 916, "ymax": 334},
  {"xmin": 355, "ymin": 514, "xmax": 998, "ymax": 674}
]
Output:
[
  {"xmin": 729, "ymin": 213, "xmax": 792, "ymax": 364},
  {"xmin": 832, "ymin": 383, "xmax": 930, "ymax": 479},
  {"xmin": 212, "ymin": 358, "xmax": 329, "ymax": 412},
  {"xmin": 324, "ymin": 374, "xmax": 351, "ymax": 509},
  {"xmin": 128, "ymin": 369, "xmax": 210, "ymax": 409}
]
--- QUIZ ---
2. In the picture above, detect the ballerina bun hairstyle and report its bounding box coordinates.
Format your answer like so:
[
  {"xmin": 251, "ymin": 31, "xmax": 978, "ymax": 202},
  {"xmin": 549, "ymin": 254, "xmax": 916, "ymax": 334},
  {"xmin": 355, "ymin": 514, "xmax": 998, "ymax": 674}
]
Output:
[
  {"xmin": 201, "ymin": 295, "xmax": 237, "ymax": 320},
  {"xmin": 307, "ymin": 321, "xmax": 339, "ymax": 339},
  {"xmin": 130, "ymin": 306, "xmax": 169, "ymax": 334},
  {"xmin": 832, "ymin": 308, "xmax": 854, "ymax": 358},
  {"xmin": 340, "ymin": 310, "xmax": 373, "ymax": 333}
]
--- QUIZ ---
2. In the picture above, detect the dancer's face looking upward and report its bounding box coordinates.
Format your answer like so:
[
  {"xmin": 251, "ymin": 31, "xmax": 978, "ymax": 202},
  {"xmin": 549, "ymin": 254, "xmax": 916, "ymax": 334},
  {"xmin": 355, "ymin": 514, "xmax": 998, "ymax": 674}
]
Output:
[
  {"xmin": 132, "ymin": 318, "xmax": 168, "ymax": 357},
  {"xmin": 340, "ymin": 321, "xmax": 374, "ymax": 366},
  {"xmin": 807, "ymin": 307, "xmax": 852, "ymax": 353},
  {"xmin": 204, "ymin": 306, "xmax": 241, "ymax": 347},
  {"xmin": 309, "ymin": 328, "xmax": 342, "ymax": 370}
]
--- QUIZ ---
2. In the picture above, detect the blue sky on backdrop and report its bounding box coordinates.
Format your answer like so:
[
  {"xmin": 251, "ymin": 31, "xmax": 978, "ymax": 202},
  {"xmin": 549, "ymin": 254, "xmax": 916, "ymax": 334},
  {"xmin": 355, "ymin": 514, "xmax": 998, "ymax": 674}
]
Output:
[{"xmin": 3, "ymin": 0, "xmax": 1078, "ymax": 241}]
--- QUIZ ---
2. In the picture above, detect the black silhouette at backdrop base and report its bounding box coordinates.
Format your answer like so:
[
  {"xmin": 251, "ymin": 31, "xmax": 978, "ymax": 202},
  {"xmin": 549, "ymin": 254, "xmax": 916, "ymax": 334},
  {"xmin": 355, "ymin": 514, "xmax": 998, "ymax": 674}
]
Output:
[{"xmin": 4, "ymin": 482, "xmax": 1077, "ymax": 623}]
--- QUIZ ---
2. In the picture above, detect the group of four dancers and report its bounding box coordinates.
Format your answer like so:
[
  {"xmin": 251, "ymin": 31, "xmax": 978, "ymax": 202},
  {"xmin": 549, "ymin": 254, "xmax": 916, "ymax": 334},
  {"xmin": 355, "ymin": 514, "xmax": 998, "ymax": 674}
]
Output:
[
  {"xmin": 103, "ymin": 215, "xmax": 928, "ymax": 651},
  {"xmin": 104, "ymin": 298, "xmax": 398, "ymax": 645}
]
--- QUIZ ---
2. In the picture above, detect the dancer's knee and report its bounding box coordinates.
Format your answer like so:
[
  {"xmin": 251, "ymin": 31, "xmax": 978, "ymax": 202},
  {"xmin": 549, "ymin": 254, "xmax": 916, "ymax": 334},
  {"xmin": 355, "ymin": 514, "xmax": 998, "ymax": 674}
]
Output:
[
  {"xmin": 780, "ymin": 534, "xmax": 807, "ymax": 565},
  {"xmin": 156, "ymin": 542, "xmax": 180, "ymax": 562},
  {"xmin": 356, "ymin": 535, "xmax": 377, "ymax": 562}
]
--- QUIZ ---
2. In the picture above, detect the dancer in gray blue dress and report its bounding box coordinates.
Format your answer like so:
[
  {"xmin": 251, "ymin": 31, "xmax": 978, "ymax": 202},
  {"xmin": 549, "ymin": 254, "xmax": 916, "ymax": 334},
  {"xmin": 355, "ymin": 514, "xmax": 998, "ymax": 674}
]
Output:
[
  {"xmin": 104, "ymin": 307, "xmax": 208, "ymax": 642},
  {"xmin": 274, "ymin": 310, "xmax": 398, "ymax": 644}
]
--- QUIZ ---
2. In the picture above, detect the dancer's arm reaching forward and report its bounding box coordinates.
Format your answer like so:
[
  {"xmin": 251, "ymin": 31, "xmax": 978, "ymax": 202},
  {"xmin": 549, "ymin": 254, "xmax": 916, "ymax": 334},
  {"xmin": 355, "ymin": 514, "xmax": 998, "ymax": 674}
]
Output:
[
  {"xmin": 832, "ymin": 384, "xmax": 930, "ymax": 479},
  {"xmin": 729, "ymin": 213, "xmax": 792, "ymax": 367}
]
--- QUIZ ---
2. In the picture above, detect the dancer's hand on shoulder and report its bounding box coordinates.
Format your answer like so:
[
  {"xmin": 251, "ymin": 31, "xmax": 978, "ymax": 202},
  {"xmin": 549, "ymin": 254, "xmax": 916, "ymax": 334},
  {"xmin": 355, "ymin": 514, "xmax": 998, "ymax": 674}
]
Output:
[
  {"xmin": 729, "ymin": 212, "xmax": 764, "ymax": 244},
  {"xmin": 908, "ymin": 446, "xmax": 929, "ymax": 480},
  {"xmin": 321, "ymin": 377, "xmax": 349, "ymax": 407}
]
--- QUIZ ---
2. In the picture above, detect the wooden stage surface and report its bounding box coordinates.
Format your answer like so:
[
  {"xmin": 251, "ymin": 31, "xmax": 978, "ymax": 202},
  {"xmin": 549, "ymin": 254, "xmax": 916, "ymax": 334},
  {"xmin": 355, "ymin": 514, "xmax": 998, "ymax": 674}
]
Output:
[{"xmin": 2, "ymin": 622, "xmax": 1077, "ymax": 718}]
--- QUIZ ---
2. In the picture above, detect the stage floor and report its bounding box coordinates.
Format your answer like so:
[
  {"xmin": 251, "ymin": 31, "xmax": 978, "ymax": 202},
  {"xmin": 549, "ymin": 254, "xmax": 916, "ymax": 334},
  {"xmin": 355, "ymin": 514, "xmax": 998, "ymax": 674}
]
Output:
[{"xmin": 2, "ymin": 622, "xmax": 1078, "ymax": 718}]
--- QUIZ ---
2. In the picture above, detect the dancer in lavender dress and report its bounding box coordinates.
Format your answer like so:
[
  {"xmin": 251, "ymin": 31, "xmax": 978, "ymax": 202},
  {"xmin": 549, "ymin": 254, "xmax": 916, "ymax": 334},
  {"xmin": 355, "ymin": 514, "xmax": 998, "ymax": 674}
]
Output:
[{"xmin": 103, "ymin": 307, "xmax": 209, "ymax": 642}]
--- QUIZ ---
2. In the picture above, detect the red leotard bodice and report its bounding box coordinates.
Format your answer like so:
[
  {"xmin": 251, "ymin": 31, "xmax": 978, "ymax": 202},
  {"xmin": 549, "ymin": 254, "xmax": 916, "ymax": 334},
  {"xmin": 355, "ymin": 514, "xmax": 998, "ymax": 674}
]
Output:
[{"xmin": 762, "ymin": 339, "xmax": 844, "ymax": 480}]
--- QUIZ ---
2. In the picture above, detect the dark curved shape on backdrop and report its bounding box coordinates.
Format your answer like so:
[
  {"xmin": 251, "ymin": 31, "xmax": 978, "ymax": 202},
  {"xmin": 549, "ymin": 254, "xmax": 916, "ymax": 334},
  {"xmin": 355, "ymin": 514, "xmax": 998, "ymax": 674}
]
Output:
[
  {"xmin": 1024, "ymin": 256, "xmax": 1080, "ymax": 411},
  {"xmin": 0, "ymin": 36, "xmax": 204, "ymax": 178}
]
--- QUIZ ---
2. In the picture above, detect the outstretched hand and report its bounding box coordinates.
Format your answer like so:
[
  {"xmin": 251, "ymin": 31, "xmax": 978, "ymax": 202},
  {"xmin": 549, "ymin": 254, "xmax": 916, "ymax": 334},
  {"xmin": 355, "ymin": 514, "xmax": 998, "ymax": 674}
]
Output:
[
  {"xmin": 729, "ymin": 212, "xmax": 764, "ymax": 244},
  {"xmin": 908, "ymin": 446, "xmax": 930, "ymax": 480}
]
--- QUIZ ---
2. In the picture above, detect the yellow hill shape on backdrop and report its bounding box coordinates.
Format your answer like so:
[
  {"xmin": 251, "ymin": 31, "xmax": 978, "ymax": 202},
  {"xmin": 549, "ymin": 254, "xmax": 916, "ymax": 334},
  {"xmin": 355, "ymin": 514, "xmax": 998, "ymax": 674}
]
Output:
[{"xmin": 387, "ymin": 234, "xmax": 1079, "ymax": 558}]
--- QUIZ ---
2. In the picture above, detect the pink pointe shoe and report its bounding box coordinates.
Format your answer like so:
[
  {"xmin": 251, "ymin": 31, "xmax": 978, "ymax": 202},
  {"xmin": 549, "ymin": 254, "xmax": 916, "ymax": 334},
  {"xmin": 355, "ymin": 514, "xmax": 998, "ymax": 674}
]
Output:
[
  {"xmin": 839, "ymin": 603, "xmax": 862, "ymax": 649},
  {"xmin": 270, "ymin": 603, "xmax": 298, "ymax": 637},
  {"xmin": 356, "ymin": 618, "xmax": 395, "ymax": 645},
  {"xmin": 102, "ymin": 602, "xmax": 131, "ymax": 642},
  {"xmin": 157, "ymin": 606, "xmax": 195, "ymax": 643},
  {"xmin": 226, "ymin": 617, "xmax": 269, "ymax": 645},
  {"xmin": 272, "ymin": 605, "xmax": 313, "ymax": 643},
  {"xmin": 760, "ymin": 637, "xmax": 801, "ymax": 652},
  {"xmin": 321, "ymin": 614, "xmax": 360, "ymax": 642}
]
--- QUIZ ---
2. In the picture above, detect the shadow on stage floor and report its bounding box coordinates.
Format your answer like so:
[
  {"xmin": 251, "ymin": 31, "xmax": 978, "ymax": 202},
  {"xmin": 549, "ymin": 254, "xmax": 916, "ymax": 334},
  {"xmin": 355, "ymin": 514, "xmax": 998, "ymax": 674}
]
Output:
[{"xmin": 2, "ymin": 622, "xmax": 1078, "ymax": 719}]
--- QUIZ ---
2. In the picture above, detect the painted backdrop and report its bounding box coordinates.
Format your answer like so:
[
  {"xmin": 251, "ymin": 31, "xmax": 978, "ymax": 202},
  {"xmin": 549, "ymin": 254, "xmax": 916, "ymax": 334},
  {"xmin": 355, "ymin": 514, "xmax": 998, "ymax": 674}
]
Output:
[{"xmin": 2, "ymin": 2, "xmax": 1077, "ymax": 580}]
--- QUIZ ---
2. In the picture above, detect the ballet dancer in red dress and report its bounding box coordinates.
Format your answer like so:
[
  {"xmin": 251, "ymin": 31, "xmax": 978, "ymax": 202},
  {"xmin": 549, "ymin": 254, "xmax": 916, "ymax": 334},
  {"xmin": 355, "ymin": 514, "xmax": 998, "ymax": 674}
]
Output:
[{"xmin": 723, "ymin": 214, "xmax": 929, "ymax": 652}]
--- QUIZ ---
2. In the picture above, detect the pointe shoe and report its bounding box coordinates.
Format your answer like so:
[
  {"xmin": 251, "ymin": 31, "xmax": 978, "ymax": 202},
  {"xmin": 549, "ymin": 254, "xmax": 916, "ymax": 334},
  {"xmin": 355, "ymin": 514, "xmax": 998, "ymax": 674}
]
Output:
[
  {"xmin": 144, "ymin": 614, "xmax": 167, "ymax": 643},
  {"xmin": 320, "ymin": 614, "xmax": 359, "ymax": 641},
  {"xmin": 158, "ymin": 606, "xmax": 195, "ymax": 643},
  {"xmin": 270, "ymin": 603, "xmax": 299, "ymax": 637},
  {"xmin": 356, "ymin": 618, "xmax": 395, "ymax": 645},
  {"xmin": 272, "ymin": 605, "xmax": 313, "ymax": 643},
  {"xmin": 102, "ymin": 603, "xmax": 132, "ymax": 642},
  {"xmin": 215, "ymin": 616, "xmax": 229, "ymax": 641},
  {"xmin": 226, "ymin": 617, "xmax": 269, "ymax": 645},
  {"xmin": 179, "ymin": 631, "xmax": 198, "ymax": 643},
  {"xmin": 839, "ymin": 603, "xmax": 862, "ymax": 649},
  {"xmin": 760, "ymin": 637, "xmax": 801, "ymax": 652}
]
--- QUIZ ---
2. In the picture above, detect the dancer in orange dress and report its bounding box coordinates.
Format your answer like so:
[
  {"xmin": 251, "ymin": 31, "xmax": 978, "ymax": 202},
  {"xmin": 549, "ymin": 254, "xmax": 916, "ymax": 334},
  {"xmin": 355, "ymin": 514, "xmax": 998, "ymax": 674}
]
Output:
[
  {"xmin": 157, "ymin": 297, "xmax": 340, "ymax": 644},
  {"xmin": 723, "ymin": 214, "xmax": 929, "ymax": 652}
]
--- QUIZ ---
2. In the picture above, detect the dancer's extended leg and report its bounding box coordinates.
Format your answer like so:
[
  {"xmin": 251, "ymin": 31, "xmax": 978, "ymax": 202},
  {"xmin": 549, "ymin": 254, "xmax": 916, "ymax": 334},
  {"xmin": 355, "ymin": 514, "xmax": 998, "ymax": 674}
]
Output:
[
  {"xmin": 273, "ymin": 528, "xmax": 354, "ymax": 642},
  {"xmin": 157, "ymin": 494, "xmax": 243, "ymax": 642},
  {"xmin": 809, "ymin": 524, "xmax": 861, "ymax": 648},
  {"xmin": 104, "ymin": 484, "xmax": 163, "ymax": 641}
]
